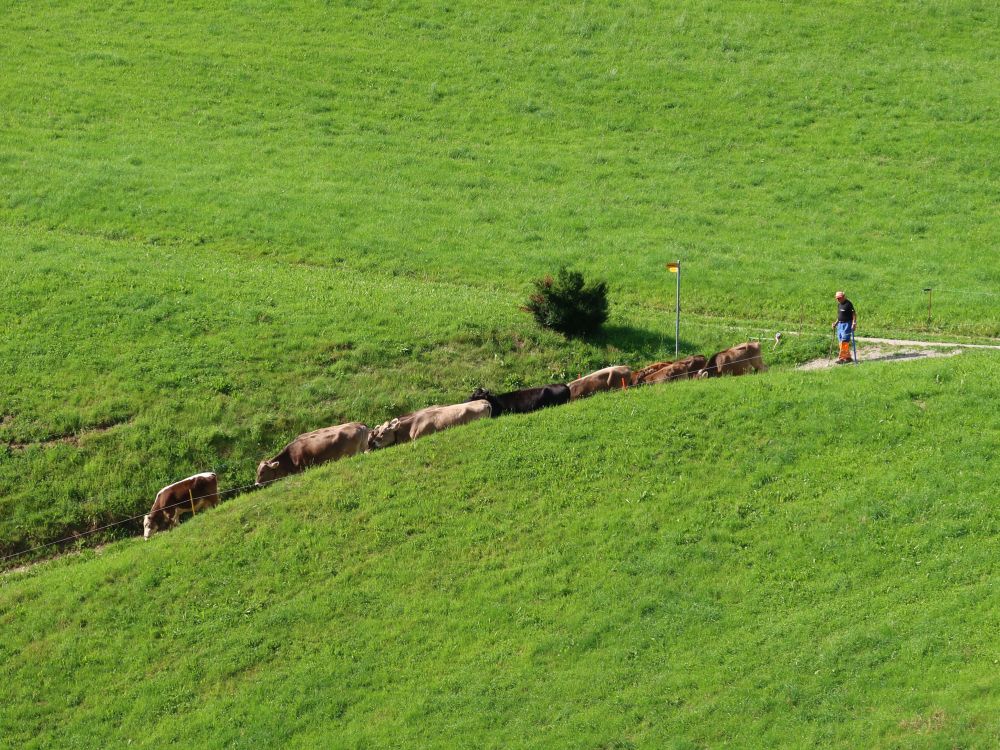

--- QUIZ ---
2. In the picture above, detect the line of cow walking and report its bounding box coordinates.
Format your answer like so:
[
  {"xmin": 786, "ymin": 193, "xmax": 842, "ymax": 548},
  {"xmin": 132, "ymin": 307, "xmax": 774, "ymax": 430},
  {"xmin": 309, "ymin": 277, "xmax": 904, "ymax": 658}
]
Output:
[{"xmin": 143, "ymin": 341, "xmax": 768, "ymax": 539}]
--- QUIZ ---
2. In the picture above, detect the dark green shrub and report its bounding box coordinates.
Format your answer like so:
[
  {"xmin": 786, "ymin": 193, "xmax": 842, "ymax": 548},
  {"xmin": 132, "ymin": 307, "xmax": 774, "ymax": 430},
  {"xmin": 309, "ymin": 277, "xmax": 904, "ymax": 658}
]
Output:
[{"xmin": 522, "ymin": 267, "xmax": 609, "ymax": 337}]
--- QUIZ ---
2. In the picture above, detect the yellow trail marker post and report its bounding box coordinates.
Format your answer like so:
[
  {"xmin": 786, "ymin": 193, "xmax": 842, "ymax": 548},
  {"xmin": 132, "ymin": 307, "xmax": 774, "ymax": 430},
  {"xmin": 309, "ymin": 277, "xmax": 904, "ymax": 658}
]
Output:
[{"xmin": 666, "ymin": 261, "xmax": 681, "ymax": 357}]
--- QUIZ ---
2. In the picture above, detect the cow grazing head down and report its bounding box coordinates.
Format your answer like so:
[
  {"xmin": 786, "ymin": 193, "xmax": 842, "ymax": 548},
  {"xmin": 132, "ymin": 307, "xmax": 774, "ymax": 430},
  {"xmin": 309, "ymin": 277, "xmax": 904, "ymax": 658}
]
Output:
[
  {"xmin": 143, "ymin": 511, "xmax": 175, "ymax": 540},
  {"xmin": 256, "ymin": 459, "xmax": 282, "ymax": 486},
  {"xmin": 369, "ymin": 418, "xmax": 401, "ymax": 450},
  {"xmin": 468, "ymin": 388, "xmax": 501, "ymax": 416},
  {"xmin": 143, "ymin": 472, "xmax": 220, "ymax": 540},
  {"xmin": 143, "ymin": 510, "xmax": 180, "ymax": 540},
  {"xmin": 142, "ymin": 513, "xmax": 175, "ymax": 541}
]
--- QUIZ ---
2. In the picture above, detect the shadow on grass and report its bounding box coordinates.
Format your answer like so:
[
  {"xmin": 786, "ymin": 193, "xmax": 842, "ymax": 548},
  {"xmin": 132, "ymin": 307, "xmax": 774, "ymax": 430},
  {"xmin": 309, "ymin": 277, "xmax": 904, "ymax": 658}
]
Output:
[{"xmin": 586, "ymin": 324, "xmax": 699, "ymax": 362}]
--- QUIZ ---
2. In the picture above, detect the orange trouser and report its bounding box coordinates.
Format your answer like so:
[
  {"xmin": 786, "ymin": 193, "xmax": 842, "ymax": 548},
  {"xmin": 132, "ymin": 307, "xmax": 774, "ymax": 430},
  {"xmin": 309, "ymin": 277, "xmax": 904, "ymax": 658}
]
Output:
[{"xmin": 838, "ymin": 341, "xmax": 852, "ymax": 361}]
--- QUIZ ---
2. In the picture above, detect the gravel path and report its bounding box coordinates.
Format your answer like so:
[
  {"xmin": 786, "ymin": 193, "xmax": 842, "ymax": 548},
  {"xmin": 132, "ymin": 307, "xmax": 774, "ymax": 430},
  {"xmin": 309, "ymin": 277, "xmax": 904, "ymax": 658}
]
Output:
[
  {"xmin": 785, "ymin": 332, "xmax": 1000, "ymax": 371},
  {"xmin": 855, "ymin": 336, "xmax": 1000, "ymax": 350},
  {"xmin": 797, "ymin": 346, "xmax": 964, "ymax": 371}
]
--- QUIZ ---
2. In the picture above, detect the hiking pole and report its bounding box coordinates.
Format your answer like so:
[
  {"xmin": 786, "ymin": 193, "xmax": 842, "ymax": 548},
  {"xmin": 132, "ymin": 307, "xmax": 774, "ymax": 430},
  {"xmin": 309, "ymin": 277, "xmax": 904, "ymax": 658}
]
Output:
[
  {"xmin": 828, "ymin": 327, "xmax": 837, "ymax": 359},
  {"xmin": 851, "ymin": 329, "xmax": 859, "ymax": 363}
]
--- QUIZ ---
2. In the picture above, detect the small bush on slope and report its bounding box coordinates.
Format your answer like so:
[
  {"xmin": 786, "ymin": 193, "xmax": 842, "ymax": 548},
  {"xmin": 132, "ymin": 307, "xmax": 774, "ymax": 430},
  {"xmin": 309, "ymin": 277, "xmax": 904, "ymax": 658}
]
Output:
[{"xmin": 523, "ymin": 267, "xmax": 609, "ymax": 338}]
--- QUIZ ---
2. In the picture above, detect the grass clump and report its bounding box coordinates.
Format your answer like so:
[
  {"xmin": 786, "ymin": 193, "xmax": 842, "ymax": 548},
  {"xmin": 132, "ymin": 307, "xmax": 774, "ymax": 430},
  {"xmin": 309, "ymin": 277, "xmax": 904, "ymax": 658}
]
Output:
[{"xmin": 523, "ymin": 267, "xmax": 609, "ymax": 338}]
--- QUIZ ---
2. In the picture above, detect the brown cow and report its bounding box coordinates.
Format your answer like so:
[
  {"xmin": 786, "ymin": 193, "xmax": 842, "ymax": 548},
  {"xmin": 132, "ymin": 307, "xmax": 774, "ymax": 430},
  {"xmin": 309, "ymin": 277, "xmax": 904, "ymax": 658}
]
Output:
[
  {"xmin": 643, "ymin": 355, "xmax": 708, "ymax": 384},
  {"xmin": 256, "ymin": 422, "xmax": 370, "ymax": 486},
  {"xmin": 631, "ymin": 361, "xmax": 674, "ymax": 386},
  {"xmin": 144, "ymin": 472, "xmax": 219, "ymax": 540},
  {"xmin": 368, "ymin": 400, "xmax": 491, "ymax": 450},
  {"xmin": 568, "ymin": 365, "xmax": 632, "ymax": 400},
  {"xmin": 698, "ymin": 341, "xmax": 768, "ymax": 378}
]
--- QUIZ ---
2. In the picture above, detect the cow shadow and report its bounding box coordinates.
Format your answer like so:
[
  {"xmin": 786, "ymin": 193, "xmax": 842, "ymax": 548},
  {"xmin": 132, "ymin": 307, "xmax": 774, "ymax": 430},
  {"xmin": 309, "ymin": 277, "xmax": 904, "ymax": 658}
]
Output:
[{"xmin": 588, "ymin": 324, "xmax": 698, "ymax": 362}]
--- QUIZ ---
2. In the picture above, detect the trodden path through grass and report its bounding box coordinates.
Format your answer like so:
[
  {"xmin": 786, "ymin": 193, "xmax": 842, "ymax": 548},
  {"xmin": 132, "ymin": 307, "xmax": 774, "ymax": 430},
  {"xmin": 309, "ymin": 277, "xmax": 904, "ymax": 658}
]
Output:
[
  {"xmin": 855, "ymin": 336, "xmax": 1000, "ymax": 349},
  {"xmin": 796, "ymin": 334, "xmax": 1000, "ymax": 370}
]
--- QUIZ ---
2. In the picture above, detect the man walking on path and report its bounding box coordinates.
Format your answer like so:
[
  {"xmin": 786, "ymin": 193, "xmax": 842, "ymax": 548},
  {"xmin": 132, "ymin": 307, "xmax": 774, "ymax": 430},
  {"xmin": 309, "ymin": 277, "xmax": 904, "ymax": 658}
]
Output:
[{"xmin": 832, "ymin": 291, "xmax": 857, "ymax": 363}]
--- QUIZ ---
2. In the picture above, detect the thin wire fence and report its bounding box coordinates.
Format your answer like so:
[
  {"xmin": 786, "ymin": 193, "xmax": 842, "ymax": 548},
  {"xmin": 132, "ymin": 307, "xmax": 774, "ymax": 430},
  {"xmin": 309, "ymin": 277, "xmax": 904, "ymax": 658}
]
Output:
[
  {"xmin": 0, "ymin": 348, "xmax": 779, "ymax": 567},
  {"xmin": 4, "ymin": 329, "xmax": 995, "ymax": 569},
  {"xmin": 0, "ymin": 477, "xmax": 282, "ymax": 565},
  {"xmin": 924, "ymin": 287, "xmax": 999, "ymax": 298}
]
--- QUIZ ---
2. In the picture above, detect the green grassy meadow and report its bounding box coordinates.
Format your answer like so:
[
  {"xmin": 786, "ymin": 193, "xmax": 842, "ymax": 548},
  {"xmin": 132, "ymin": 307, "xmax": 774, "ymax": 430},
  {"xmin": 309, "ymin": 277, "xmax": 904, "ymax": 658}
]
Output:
[
  {"xmin": 2, "ymin": 0, "xmax": 1000, "ymax": 745},
  {"xmin": 2, "ymin": 356, "xmax": 998, "ymax": 748},
  {"xmin": 3, "ymin": 0, "xmax": 998, "ymax": 555},
  {"xmin": 1, "ymin": 224, "xmax": 828, "ymax": 557},
  {"xmin": 3, "ymin": 1, "xmax": 998, "ymax": 329}
]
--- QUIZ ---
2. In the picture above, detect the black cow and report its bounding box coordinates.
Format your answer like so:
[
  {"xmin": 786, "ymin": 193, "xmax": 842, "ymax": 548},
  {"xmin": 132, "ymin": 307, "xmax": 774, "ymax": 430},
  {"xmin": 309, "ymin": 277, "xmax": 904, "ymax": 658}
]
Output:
[{"xmin": 468, "ymin": 384, "xmax": 570, "ymax": 418}]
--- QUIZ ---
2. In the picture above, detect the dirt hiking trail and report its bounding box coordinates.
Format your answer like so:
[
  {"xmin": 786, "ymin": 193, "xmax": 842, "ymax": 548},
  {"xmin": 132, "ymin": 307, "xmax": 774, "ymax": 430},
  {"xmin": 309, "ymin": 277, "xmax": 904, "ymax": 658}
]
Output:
[{"xmin": 797, "ymin": 336, "xmax": 1000, "ymax": 371}]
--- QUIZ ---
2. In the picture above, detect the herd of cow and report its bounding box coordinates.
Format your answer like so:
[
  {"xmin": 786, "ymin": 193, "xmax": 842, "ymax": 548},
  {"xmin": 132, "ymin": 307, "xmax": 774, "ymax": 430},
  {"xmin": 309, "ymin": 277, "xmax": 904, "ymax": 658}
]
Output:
[{"xmin": 142, "ymin": 341, "xmax": 768, "ymax": 539}]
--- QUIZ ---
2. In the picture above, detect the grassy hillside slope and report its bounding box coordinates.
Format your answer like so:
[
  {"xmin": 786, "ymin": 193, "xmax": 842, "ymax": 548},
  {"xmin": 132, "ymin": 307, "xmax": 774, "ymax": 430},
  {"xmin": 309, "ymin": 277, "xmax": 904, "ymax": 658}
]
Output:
[
  {"xmin": 2, "ymin": 356, "xmax": 997, "ymax": 748},
  {"xmin": 3, "ymin": 0, "xmax": 999, "ymax": 556},
  {"xmin": 0, "ymin": 224, "xmax": 826, "ymax": 558}
]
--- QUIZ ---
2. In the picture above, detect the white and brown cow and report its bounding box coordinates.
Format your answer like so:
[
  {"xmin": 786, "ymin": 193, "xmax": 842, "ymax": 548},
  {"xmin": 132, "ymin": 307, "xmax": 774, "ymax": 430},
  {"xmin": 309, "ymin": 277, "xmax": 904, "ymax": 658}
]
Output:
[
  {"xmin": 144, "ymin": 472, "xmax": 219, "ymax": 540},
  {"xmin": 568, "ymin": 365, "xmax": 632, "ymax": 400},
  {"xmin": 368, "ymin": 400, "xmax": 492, "ymax": 450},
  {"xmin": 256, "ymin": 422, "xmax": 370, "ymax": 486}
]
